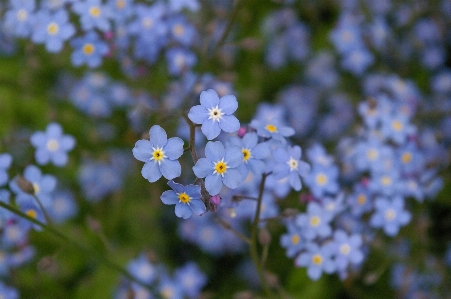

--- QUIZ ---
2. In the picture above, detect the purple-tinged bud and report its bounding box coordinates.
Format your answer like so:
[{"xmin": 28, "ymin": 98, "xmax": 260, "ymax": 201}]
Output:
[
  {"xmin": 210, "ymin": 194, "xmax": 221, "ymax": 205},
  {"xmin": 237, "ymin": 127, "xmax": 247, "ymax": 138},
  {"xmin": 299, "ymin": 193, "xmax": 314, "ymax": 204}
]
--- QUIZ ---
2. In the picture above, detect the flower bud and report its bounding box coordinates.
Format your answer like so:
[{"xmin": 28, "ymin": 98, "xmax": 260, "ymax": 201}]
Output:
[{"xmin": 210, "ymin": 194, "xmax": 221, "ymax": 205}]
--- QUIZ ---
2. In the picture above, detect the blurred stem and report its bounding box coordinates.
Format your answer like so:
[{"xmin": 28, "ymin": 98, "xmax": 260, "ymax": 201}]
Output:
[
  {"xmin": 32, "ymin": 194, "xmax": 53, "ymax": 226},
  {"xmin": 213, "ymin": 0, "xmax": 244, "ymax": 53},
  {"xmin": 250, "ymin": 173, "xmax": 276, "ymax": 299},
  {"xmin": 216, "ymin": 217, "xmax": 251, "ymax": 244},
  {"xmin": 0, "ymin": 201, "xmax": 156, "ymax": 294}
]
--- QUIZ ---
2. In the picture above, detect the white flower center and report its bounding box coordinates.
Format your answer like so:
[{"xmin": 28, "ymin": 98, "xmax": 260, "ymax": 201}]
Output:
[
  {"xmin": 208, "ymin": 105, "xmax": 224, "ymax": 122},
  {"xmin": 287, "ymin": 157, "xmax": 298, "ymax": 171}
]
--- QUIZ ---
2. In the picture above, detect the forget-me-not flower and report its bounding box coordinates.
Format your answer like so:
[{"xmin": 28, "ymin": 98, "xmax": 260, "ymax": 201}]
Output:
[
  {"xmin": 30, "ymin": 122, "xmax": 76, "ymax": 167},
  {"xmin": 332, "ymin": 230, "xmax": 364, "ymax": 272},
  {"xmin": 174, "ymin": 262, "xmax": 207, "ymax": 299},
  {"xmin": 133, "ymin": 125, "xmax": 184, "ymax": 183},
  {"xmin": 160, "ymin": 180, "xmax": 206, "ymax": 219},
  {"xmin": 272, "ymin": 145, "xmax": 310, "ymax": 191},
  {"xmin": 30, "ymin": 9, "xmax": 75, "ymax": 53},
  {"xmin": 192, "ymin": 141, "xmax": 243, "ymax": 195},
  {"xmin": 72, "ymin": 0, "xmax": 112, "ymax": 32},
  {"xmin": 295, "ymin": 242, "xmax": 336, "ymax": 281},
  {"xmin": 370, "ymin": 196, "xmax": 411, "ymax": 236},
  {"xmin": 296, "ymin": 202, "xmax": 333, "ymax": 240},
  {"xmin": 188, "ymin": 89, "xmax": 240, "ymax": 140},
  {"xmin": 70, "ymin": 31, "xmax": 109, "ymax": 68},
  {"xmin": 226, "ymin": 132, "xmax": 270, "ymax": 178}
]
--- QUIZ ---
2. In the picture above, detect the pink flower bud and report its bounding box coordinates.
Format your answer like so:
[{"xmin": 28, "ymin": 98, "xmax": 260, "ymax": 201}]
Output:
[
  {"xmin": 237, "ymin": 127, "xmax": 247, "ymax": 137},
  {"xmin": 210, "ymin": 194, "xmax": 221, "ymax": 205}
]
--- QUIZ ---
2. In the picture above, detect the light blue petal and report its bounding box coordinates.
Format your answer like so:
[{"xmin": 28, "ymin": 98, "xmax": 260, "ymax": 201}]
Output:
[
  {"xmin": 218, "ymin": 95, "xmax": 238, "ymax": 114},
  {"xmin": 149, "ymin": 125, "xmax": 167, "ymax": 147},
  {"xmin": 165, "ymin": 137, "xmax": 184, "ymax": 159},
  {"xmin": 199, "ymin": 89, "xmax": 219, "ymax": 107},
  {"xmin": 189, "ymin": 199, "xmax": 206, "ymax": 215},
  {"xmin": 175, "ymin": 203, "xmax": 193, "ymax": 219},
  {"xmin": 224, "ymin": 146, "xmax": 243, "ymax": 168},
  {"xmin": 307, "ymin": 266, "xmax": 322, "ymax": 281},
  {"xmin": 290, "ymin": 146, "xmax": 302, "ymax": 160},
  {"xmin": 160, "ymin": 190, "xmax": 179, "ymax": 205},
  {"xmin": 205, "ymin": 174, "xmax": 222, "ymax": 195},
  {"xmin": 248, "ymin": 159, "xmax": 265, "ymax": 176},
  {"xmin": 188, "ymin": 105, "xmax": 208, "ymax": 124},
  {"xmin": 273, "ymin": 163, "xmax": 289, "ymax": 180},
  {"xmin": 35, "ymin": 149, "xmax": 51, "ymax": 165},
  {"xmin": 279, "ymin": 125, "xmax": 295, "ymax": 137},
  {"xmin": 219, "ymin": 115, "xmax": 240, "ymax": 133},
  {"xmin": 142, "ymin": 162, "xmax": 161, "ymax": 183},
  {"xmin": 167, "ymin": 180, "xmax": 185, "ymax": 193},
  {"xmin": 226, "ymin": 136, "xmax": 241, "ymax": 147},
  {"xmin": 193, "ymin": 158, "xmax": 213, "ymax": 178},
  {"xmin": 52, "ymin": 152, "xmax": 68, "ymax": 166},
  {"xmin": 30, "ymin": 132, "xmax": 46, "ymax": 147},
  {"xmin": 289, "ymin": 172, "xmax": 302, "ymax": 191},
  {"xmin": 132, "ymin": 140, "xmax": 152, "ymax": 162},
  {"xmin": 252, "ymin": 142, "xmax": 270, "ymax": 159},
  {"xmin": 204, "ymin": 141, "xmax": 225, "ymax": 162},
  {"xmin": 222, "ymin": 168, "xmax": 243, "ymax": 189},
  {"xmin": 160, "ymin": 159, "xmax": 181, "ymax": 180},
  {"xmin": 272, "ymin": 147, "xmax": 289, "ymax": 163},
  {"xmin": 297, "ymin": 161, "xmax": 310, "ymax": 177},
  {"xmin": 60, "ymin": 136, "xmax": 76, "ymax": 150},
  {"xmin": 185, "ymin": 185, "xmax": 201, "ymax": 198},
  {"xmin": 201, "ymin": 120, "xmax": 221, "ymax": 140},
  {"xmin": 242, "ymin": 132, "xmax": 258, "ymax": 148}
]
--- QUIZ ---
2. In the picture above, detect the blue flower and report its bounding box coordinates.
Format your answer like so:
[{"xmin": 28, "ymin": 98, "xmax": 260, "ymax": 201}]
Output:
[
  {"xmin": 17, "ymin": 198, "xmax": 46, "ymax": 231},
  {"xmin": 331, "ymin": 230, "xmax": 364, "ymax": 272},
  {"xmin": 160, "ymin": 180, "xmax": 206, "ymax": 219},
  {"xmin": 188, "ymin": 89, "xmax": 240, "ymax": 140},
  {"xmin": 133, "ymin": 125, "xmax": 184, "ymax": 183},
  {"xmin": 192, "ymin": 141, "xmax": 243, "ymax": 195},
  {"xmin": 126, "ymin": 253, "xmax": 156, "ymax": 285},
  {"xmin": 304, "ymin": 164, "xmax": 339, "ymax": 197},
  {"xmin": 280, "ymin": 222, "xmax": 305, "ymax": 258},
  {"xmin": 272, "ymin": 145, "xmax": 310, "ymax": 191},
  {"xmin": 250, "ymin": 118, "xmax": 295, "ymax": 142},
  {"xmin": 226, "ymin": 132, "xmax": 270, "ymax": 178},
  {"xmin": 174, "ymin": 262, "xmax": 207, "ymax": 299},
  {"xmin": 0, "ymin": 153, "xmax": 12, "ymax": 186},
  {"xmin": 70, "ymin": 31, "xmax": 109, "ymax": 68},
  {"xmin": 72, "ymin": 0, "xmax": 112, "ymax": 32},
  {"xmin": 166, "ymin": 47, "xmax": 197, "ymax": 76},
  {"xmin": 3, "ymin": 0, "xmax": 35, "ymax": 38},
  {"xmin": 296, "ymin": 202, "xmax": 333, "ymax": 240},
  {"xmin": 370, "ymin": 196, "xmax": 411, "ymax": 236},
  {"xmin": 30, "ymin": 122, "xmax": 76, "ymax": 167},
  {"xmin": 49, "ymin": 190, "xmax": 78, "ymax": 224},
  {"xmin": 295, "ymin": 242, "xmax": 336, "ymax": 280},
  {"xmin": 30, "ymin": 8, "xmax": 75, "ymax": 53},
  {"xmin": 0, "ymin": 281, "xmax": 19, "ymax": 299}
]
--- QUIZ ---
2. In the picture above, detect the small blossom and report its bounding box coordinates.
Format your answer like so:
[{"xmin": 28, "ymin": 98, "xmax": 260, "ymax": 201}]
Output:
[
  {"xmin": 30, "ymin": 122, "xmax": 76, "ymax": 167},
  {"xmin": 370, "ymin": 196, "xmax": 411, "ymax": 236},
  {"xmin": 132, "ymin": 125, "xmax": 184, "ymax": 183},
  {"xmin": 160, "ymin": 180, "xmax": 206, "ymax": 219},
  {"xmin": 188, "ymin": 89, "xmax": 240, "ymax": 140},
  {"xmin": 272, "ymin": 145, "xmax": 310, "ymax": 191}
]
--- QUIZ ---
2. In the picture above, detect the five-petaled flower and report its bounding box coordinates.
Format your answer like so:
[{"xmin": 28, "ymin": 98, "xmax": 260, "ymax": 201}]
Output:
[
  {"xmin": 272, "ymin": 145, "xmax": 310, "ymax": 191},
  {"xmin": 132, "ymin": 125, "xmax": 184, "ymax": 183},
  {"xmin": 192, "ymin": 141, "xmax": 243, "ymax": 195},
  {"xmin": 160, "ymin": 180, "xmax": 206, "ymax": 219},
  {"xmin": 188, "ymin": 89, "xmax": 240, "ymax": 140}
]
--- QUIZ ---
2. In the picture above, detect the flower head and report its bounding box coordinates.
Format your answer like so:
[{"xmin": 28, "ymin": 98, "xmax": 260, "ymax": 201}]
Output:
[
  {"xmin": 192, "ymin": 141, "xmax": 243, "ymax": 195},
  {"xmin": 30, "ymin": 122, "xmax": 76, "ymax": 167},
  {"xmin": 160, "ymin": 180, "xmax": 206, "ymax": 219},
  {"xmin": 272, "ymin": 145, "xmax": 310, "ymax": 191},
  {"xmin": 188, "ymin": 89, "xmax": 240, "ymax": 140}
]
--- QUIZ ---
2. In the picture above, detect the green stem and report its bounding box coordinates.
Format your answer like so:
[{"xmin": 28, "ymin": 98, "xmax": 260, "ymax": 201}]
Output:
[
  {"xmin": 0, "ymin": 201, "xmax": 156, "ymax": 294},
  {"xmin": 213, "ymin": 0, "xmax": 244, "ymax": 53},
  {"xmin": 249, "ymin": 173, "xmax": 275, "ymax": 298}
]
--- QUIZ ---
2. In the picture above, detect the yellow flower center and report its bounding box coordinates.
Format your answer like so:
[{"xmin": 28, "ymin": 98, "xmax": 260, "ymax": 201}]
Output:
[
  {"xmin": 310, "ymin": 216, "xmax": 321, "ymax": 227},
  {"xmin": 384, "ymin": 208, "xmax": 396, "ymax": 221},
  {"xmin": 392, "ymin": 120, "xmax": 403, "ymax": 131},
  {"xmin": 26, "ymin": 209, "xmax": 37, "ymax": 219},
  {"xmin": 357, "ymin": 194, "xmax": 366, "ymax": 205},
  {"xmin": 265, "ymin": 124, "xmax": 278, "ymax": 133},
  {"xmin": 214, "ymin": 160, "xmax": 227, "ymax": 176},
  {"xmin": 381, "ymin": 176, "xmax": 392, "ymax": 186},
  {"xmin": 151, "ymin": 147, "xmax": 166, "ymax": 164},
  {"xmin": 367, "ymin": 148, "xmax": 378, "ymax": 160},
  {"xmin": 178, "ymin": 192, "xmax": 191, "ymax": 203},
  {"xmin": 46, "ymin": 139, "xmax": 59, "ymax": 151},
  {"xmin": 89, "ymin": 6, "xmax": 101, "ymax": 17},
  {"xmin": 142, "ymin": 17, "xmax": 154, "ymax": 28},
  {"xmin": 312, "ymin": 254, "xmax": 323, "ymax": 265},
  {"xmin": 242, "ymin": 149, "xmax": 251, "ymax": 162},
  {"xmin": 82, "ymin": 43, "xmax": 95, "ymax": 55},
  {"xmin": 116, "ymin": 0, "xmax": 125, "ymax": 9},
  {"xmin": 315, "ymin": 173, "xmax": 328, "ymax": 186},
  {"xmin": 173, "ymin": 24, "xmax": 185, "ymax": 36},
  {"xmin": 291, "ymin": 234, "xmax": 300, "ymax": 245},
  {"xmin": 47, "ymin": 22, "xmax": 59, "ymax": 35},
  {"xmin": 401, "ymin": 152, "xmax": 412, "ymax": 164},
  {"xmin": 161, "ymin": 287, "xmax": 174, "ymax": 299}
]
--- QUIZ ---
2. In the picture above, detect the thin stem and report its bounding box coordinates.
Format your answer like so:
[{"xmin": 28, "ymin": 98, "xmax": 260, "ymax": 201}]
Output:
[
  {"xmin": 249, "ymin": 173, "xmax": 275, "ymax": 298},
  {"xmin": 0, "ymin": 201, "xmax": 156, "ymax": 293},
  {"xmin": 232, "ymin": 194, "xmax": 257, "ymax": 202},
  {"xmin": 213, "ymin": 0, "xmax": 244, "ymax": 53},
  {"xmin": 32, "ymin": 194, "xmax": 53, "ymax": 226},
  {"xmin": 216, "ymin": 217, "xmax": 251, "ymax": 244}
]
